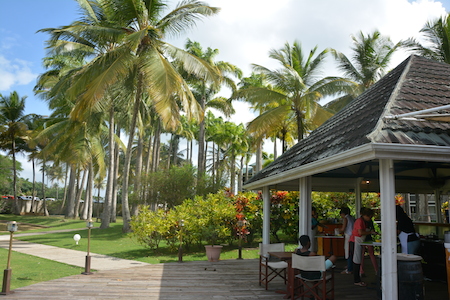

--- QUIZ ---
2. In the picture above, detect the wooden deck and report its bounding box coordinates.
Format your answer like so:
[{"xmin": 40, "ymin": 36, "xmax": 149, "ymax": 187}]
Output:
[{"xmin": 2, "ymin": 258, "xmax": 447, "ymax": 299}]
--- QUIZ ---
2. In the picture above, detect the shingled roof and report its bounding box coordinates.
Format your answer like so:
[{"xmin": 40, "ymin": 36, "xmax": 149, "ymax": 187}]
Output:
[{"xmin": 245, "ymin": 55, "xmax": 450, "ymax": 187}]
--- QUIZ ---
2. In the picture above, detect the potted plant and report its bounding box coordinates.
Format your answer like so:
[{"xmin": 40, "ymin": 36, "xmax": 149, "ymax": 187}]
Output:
[{"xmin": 203, "ymin": 225, "xmax": 225, "ymax": 262}]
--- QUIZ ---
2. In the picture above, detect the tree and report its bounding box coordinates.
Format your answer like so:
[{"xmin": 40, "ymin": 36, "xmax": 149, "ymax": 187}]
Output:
[
  {"xmin": 0, "ymin": 91, "xmax": 29, "ymax": 214},
  {"xmin": 39, "ymin": 0, "xmax": 221, "ymax": 232},
  {"xmin": 0, "ymin": 155, "xmax": 15, "ymax": 196},
  {"xmin": 403, "ymin": 14, "xmax": 450, "ymax": 63},
  {"xmin": 183, "ymin": 39, "xmax": 242, "ymax": 175},
  {"xmin": 327, "ymin": 30, "xmax": 401, "ymax": 112},
  {"xmin": 235, "ymin": 41, "xmax": 352, "ymax": 143}
]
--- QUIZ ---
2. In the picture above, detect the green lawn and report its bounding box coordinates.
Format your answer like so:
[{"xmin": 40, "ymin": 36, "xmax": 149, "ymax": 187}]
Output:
[
  {"xmin": 0, "ymin": 248, "xmax": 85, "ymax": 290},
  {"xmin": 0, "ymin": 214, "xmax": 89, "ymax": 234}
]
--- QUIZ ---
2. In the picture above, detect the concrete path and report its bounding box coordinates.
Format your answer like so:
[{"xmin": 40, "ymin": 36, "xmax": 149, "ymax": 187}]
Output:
[{"xmin": 0, "ymin": 229, "xmax": 150, "ymax": 270}]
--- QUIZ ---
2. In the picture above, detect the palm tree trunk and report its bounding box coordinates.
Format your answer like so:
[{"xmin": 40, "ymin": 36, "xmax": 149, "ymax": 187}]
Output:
[
  {"xmin": 132, "ymin": 134, "xmax": 144, "ymax": 216},
  {"xmin": 197, "ymin": 97, "xmax": 206, "ymax": 175},
  {"xmin": 101, "ymin": 106, "xmax": 115, "ymax": 228},
  {"xmin": 256, "ymin": 140, "xmax": 262, "ymax": 173},
  {"xmin": 31, "ymin": 158, "xmax": 36, "ymax": 213},
  {"xmin": 121, "ymin": 78, "xmax": 143, "ymax": 233},
  {"xmin": 60, "ymin": 163, "xmax": 69, "ymax": 214},
  {"xmin": 151, "ymin": 120, "xmax": 161, "ymax": 172},
  {"xmin": 273, "ymin": 138, "xmax": 278, "ymax": 159},
  {"xmin": 189, "ymin": 140, "xmax": 193, "ymax": 163},
  {"xmin": 111, "ymin": 128, "xmax": 120, "ymax": 223},
  {"xmin": 74, "ymin": 169, "xmax": 87, "ymax": 218},
  {"xmin": 65, "ymin": 165, "xmax": 77, "ymax": 218},
  {"xmin": 82, "ymin": 163, "xmax": 93, "ymax": 220},
  {"xmin": 167, "ymin": 134, "xmax": 173, "ymax": 169},
  {"xmin": 230, "ymin": 154, "xmax": 236, "ymax": 195},
  {"xmin": 41, "ymin": 159, "xmax": 49, "ymax": 216},
  {"xmin": 11, "ymin": 138, "xmax": 20, "ymax": 214},
  {"xmin": 212, "ymin": 143, "xmax": 215, "ymax": 184},
  {"xmin": 238, "ymin": 156, "xmax": 244, "ymax": 192}
]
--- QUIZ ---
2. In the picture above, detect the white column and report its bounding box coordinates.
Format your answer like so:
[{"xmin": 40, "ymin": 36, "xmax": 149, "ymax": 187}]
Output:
[
  {"xmin": 379, "ymin": 159, "xmax": 397, "ymax": 300},
  {"xmin": 355, "ymin": 177, "xmax": 362, "ymax": 217},
  {"xmin": 299, "ymin": 177, "xmax": 312, "ymax": 238},
  {"xmin": 262, "ymin": 186, "xmax": 270, "ymax": 244}
]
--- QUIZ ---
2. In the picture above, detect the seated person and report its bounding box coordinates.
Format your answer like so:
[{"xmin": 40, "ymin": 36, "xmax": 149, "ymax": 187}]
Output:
[{"xmin": 295, "ymin": 235, "xmax": 337, "ymax": 279}]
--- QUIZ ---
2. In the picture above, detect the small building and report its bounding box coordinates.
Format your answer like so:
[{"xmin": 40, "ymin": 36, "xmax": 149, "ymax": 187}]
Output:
[{"xmin": 244, "ymin": 55, "xmax": 450, "ymax": 299}]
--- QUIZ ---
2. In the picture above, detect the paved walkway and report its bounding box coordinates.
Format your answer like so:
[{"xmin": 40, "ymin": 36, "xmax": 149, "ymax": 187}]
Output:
[{"xmin": 0, "ymin": 229, "xmax": 149, "ymax": 270}]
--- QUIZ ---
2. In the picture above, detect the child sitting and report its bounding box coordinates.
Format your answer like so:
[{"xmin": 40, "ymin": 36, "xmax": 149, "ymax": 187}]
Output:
[{"xmin": 295, "ymin": 235, "xmax": 337, "ymax": 279}]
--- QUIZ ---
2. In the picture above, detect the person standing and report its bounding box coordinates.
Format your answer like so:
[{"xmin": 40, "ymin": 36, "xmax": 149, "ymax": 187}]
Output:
[
  {"xmin": 396, "ymin": 205, "xmax": 420, "ymax": 255},
  {"xmin": 359, "ymin": 207, "xmax": 379, "ymax": 277},
  {"xmin": 339, "ymin": 207, "xmax": 355, "ymax": 274},
  {"xmin": 349, "ymin": 208, "xmax": 377, "ymax": 287}
]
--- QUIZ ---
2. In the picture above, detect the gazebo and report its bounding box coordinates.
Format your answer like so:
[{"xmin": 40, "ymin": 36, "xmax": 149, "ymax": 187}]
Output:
[{"xmin": 243, "ymin": 55, "xmax": 450, "ymax": 299}]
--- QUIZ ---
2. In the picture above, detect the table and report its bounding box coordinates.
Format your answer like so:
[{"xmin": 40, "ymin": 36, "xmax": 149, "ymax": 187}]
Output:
[
  {"xmin": 268, "ymin": 251, "xmax": 294, "ymax": 299},
  {"xmin": 316, "ymin": 235, "xmax": 345, "ymax": 256}
]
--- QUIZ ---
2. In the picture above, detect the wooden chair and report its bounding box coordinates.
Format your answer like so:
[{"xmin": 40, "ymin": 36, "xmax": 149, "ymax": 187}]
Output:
[
  {"xmin": 258, "ymin": 243, "xmax": 288, "ymax": 290},
  {"xmin": 290, "ymin": 253, "xmax": 334, "ymax": 300}
]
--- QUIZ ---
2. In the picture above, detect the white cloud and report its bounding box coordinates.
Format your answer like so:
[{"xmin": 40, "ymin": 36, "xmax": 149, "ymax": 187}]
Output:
[
  {"xmin": 169, "ymin": 0, "xmax": 447, "ymax": 78},
  {"xmin": 0, "ymin": 55, "xmax": 37, "ymax": 91}
]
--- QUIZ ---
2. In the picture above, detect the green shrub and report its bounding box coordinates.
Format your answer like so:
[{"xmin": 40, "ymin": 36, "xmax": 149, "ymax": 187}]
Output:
[{"xmin": 131, "ymin": 190, "xmax": 237, "ymax": 250}]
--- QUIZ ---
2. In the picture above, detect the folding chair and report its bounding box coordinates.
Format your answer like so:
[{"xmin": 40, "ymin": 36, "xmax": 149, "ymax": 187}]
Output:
[
  {"xmin": 258, "ymin": 243, "xmax": 288, "ymax": 290},
  {"xmin": 291, "ymin": 253, "xmax": 334, "ymax": 300}
]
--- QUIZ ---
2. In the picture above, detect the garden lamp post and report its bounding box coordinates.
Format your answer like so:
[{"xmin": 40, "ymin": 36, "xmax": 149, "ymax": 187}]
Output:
[
  {"xmin": 237, "ymin": 220, "xmax": 244, "ymax": 260},
  {"xmin": 178, "ymin": 219, "xmax": 184, "ymax": 263},
  {"xmin": 1, "ymin": 221, "xmax": 18, "ymax": 295},
  {"xmin": 82, "ymin": 219, "xmax": 94, "ymax": 275}
]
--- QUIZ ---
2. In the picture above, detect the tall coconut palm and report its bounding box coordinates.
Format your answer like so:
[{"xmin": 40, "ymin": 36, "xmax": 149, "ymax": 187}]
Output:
[
  {"xmin": 327, "ymin": 30, "xmax": 401, "ymax": 112},
  {"xmin": 0, "ymin": 91, "xmax": 29, "ymax": 214},
  {"xmin": 402, "ymin": 13, "xmax": 450, "ymax": 63},
  {"xmin": 235, "ymin": 41, "xmax": 350, "ymax": 142},
  {"xmin": 183, "ymin": 39, "xmax": 242, "ymax": 175},
  {"xmin": 40, "ymin": 0, "xmax": 220, "ymax": 232}
]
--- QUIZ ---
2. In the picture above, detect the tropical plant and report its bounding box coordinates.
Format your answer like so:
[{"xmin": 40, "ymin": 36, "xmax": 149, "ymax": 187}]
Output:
[
  {"xmin": 235, "ymin": 41, "xmax": 352, "ymax": 144},
  {"xmin": 0, "ymin": 91, "xmax": 30, "ymax": 213},
  {"xmin": 327, "ymin": 30, "xmax": 401, "ymax": 112},
  {"xmin": 182, "ymin": 39, "xmax": 242, "ymax": 175},
  {"xmin": 39, "ymin": 0, "xmax": 221, "ymax": 232},
  {"xmin": 402, "ymin": 13, "xmax": 450, "ymax": 63}
]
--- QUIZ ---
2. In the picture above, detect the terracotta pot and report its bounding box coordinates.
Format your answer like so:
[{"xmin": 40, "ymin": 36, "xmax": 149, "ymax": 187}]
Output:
[{"xmin": 205, "ymin": 245, "xmax": 223, "ymax": 262}]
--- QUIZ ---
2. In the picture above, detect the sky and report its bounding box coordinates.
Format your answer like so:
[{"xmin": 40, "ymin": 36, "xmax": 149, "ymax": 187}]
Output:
[{"xmin": 1, "ymin": 0, "xmax": 450, "ymax": 182}]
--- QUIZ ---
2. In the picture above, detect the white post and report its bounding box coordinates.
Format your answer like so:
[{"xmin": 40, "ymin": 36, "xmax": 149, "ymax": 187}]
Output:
[
  {"xmin": 379, "ymin": 159, "xmax": 397, "ymax": 300},
  {"xmin": 262, "ymin": 186, "xmax": 270, "ymax": 244},
  {"xmin": 355, "ymin": 177, "xmax": 362, "ymax": 217},
  {"xmin": 299, "ymin": 177, "xmax": 312, "ymax": 238}
]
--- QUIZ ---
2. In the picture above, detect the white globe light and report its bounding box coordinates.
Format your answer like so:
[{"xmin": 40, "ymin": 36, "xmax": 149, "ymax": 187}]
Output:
[{"xmin": 73, "ymin": 234, "xmax": 81, "ymax": 245}]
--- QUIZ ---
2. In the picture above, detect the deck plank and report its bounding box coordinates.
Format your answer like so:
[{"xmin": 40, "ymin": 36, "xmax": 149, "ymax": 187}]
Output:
[{"xmin": 2, "ymin": 258, "xmax": 447, "ymax": 299}]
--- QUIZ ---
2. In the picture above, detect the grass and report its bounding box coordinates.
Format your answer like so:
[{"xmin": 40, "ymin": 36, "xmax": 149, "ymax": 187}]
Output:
[
  {"xmin": 0, "ymin": 248, "xmax": 85, "ymax": 290},
  {"xmin": 0, "ymin": 214, "xmax": 89, "ymax": 234}
]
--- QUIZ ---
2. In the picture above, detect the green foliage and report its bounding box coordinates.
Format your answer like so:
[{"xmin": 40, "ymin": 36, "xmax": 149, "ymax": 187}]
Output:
[
  {"xmin": 0, "ymin": 154, "xmax": 14, "ymax": 195},
  {"xmin": 131, "ymin": 190, "xmax": 239, "ymax": 250},
  {"xmin": 312, "ymin": 192, "xmax": 355, "ymax": 219},
  {"xmin": 142, "ymin": 164, "xmax": 197, "ymax": 208}
]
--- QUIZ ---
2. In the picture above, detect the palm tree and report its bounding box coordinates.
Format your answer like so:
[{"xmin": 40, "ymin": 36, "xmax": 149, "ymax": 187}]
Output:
[
  {"xmin": 235, "ymin": 41, "xmax": 351, "ymax": 143},
  {"xmin": 211, "ymin": 121, "xmax": 248, "ymax": 194},
  {"xmin": 0, "ymin": 91, "xmax": 29, "ymax": 214},
  {"xmin": 39, "ymin": 0, "xmax": 221, "ymax": 232},
  {"xmin": 183, "ymin": 39, "xmax": 242, "ymax": 175},
  {"xmin": 402, "ymin": 14, "xmax": 450, "ymax": 63},
  {"xmin": 327, "ymin": 30, "xmax": 401, "ymax": 112}
]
